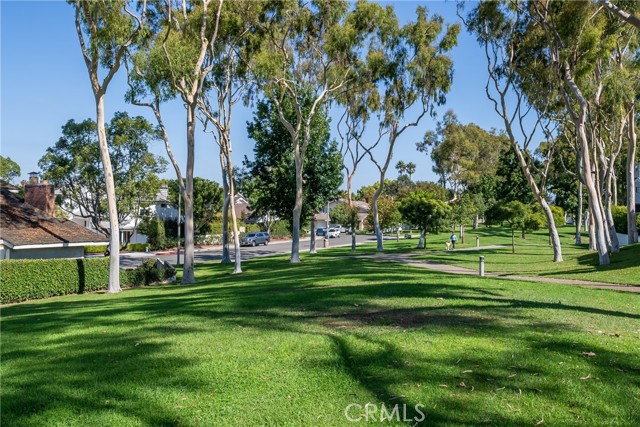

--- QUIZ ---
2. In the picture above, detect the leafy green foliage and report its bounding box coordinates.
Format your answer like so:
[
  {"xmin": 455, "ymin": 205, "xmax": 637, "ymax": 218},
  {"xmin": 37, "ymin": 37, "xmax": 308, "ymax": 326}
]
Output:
[
  {"xmin": 139, "ymin": 217, "xmax": 166, "ymax": 250},
  {"xmin": 329, "ymin": 202, "xmax": 359, "ymax": 231},
  {"xmin": 0, "ymin": 257, "xmax": 175, "ymax": 304},
  {"xmin": 0, "ymin": 155, "xmax": 21, "ymax": 183},
  {"xmin": 399, "ymin": 191, "xmax": 450, "ymax": 234},
  {"xmin": 39, "ymin": 113, "xmax": 167, "ymax": 235},
  {"xmin": 417, "ymin": 111, "xmax": 508, "ymax": 194},
  {"xmin": 167, "ymin": 178, "xmax": 223, "ymax": 234},
  {"xmin": 126, "ymin": 243, "xmax": 149, "ymax": 252},
  {"xmin": 612, "ymin": 205, "xmax": 640, "ymax": 234},
  {"xmin": 242, "ymin": 94, "xmax": 342, "ymax": 228},
  {"xmin": 366, "ymin": 195, "xmax": 400, "ymax": 231},
  {"xmin": 84, "ymin": 245, "xmax": 108, "ymax": 254}
]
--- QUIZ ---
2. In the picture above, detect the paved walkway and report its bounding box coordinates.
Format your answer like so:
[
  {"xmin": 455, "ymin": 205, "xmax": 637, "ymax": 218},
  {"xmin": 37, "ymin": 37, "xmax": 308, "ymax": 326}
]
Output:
[{"xmin": 360, "ymin": 251, "xmax": 640, "ymax": 293}]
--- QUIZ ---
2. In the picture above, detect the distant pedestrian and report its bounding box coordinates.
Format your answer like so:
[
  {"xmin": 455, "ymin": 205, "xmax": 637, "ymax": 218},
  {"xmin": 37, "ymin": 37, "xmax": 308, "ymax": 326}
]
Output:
[{"xmin": 450, "ymin": 233, "xmax": 458, "ymax": 249}]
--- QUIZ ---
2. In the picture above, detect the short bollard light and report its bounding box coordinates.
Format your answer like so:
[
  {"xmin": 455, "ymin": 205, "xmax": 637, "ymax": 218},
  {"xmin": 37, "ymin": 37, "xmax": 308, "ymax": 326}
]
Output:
[
  {"xmin": 476, "ymin": 236, "xmax": 480, "ymax": 248},
  {"xmin": 479, "ymin": 256, "xmax": 485, "ymax": 277}
]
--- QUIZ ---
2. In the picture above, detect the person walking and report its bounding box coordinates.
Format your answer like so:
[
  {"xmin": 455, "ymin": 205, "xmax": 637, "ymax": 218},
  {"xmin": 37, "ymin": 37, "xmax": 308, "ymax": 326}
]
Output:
[{"xmin": 450, "ymin": 233, "xmax": 458, "ymax": 250}]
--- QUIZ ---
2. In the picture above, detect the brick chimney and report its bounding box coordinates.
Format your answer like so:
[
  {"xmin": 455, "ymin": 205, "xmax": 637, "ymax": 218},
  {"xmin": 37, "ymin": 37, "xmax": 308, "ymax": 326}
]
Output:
[{"xmin": 25, "ymin": 172, "xmax": 55, "ymax": 217}]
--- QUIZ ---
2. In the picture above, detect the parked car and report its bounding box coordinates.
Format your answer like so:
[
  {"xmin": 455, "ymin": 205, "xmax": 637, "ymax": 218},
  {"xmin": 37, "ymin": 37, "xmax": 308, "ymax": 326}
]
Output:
[
  {"xmin": 326, "ymin": 228, "xmax": 340, "ymax": 238},
  {"xmin": 316, "ymin": 227, "xmax": 327, "ymax": 236},
  {"xmin": 240, "ymin": 232, "xmax": 270, "ymax": 246}
]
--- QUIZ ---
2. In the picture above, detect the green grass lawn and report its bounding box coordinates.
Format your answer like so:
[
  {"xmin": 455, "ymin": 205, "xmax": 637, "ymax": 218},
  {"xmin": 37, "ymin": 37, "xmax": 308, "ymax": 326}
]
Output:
[
  {"xmin": 398, "ymin": 226, "xmax": 640, "ymax": 286},
  {"xmin": 2, "ymin": 254, "xmax": 639, "ymax": 426}
]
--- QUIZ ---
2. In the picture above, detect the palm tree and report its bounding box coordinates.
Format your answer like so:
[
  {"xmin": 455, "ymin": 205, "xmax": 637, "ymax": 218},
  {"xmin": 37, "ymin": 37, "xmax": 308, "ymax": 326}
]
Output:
[
  {"xmin": 395, "ymin": 160, "xmax": 406, "ymax": 176},
  {"xmin": 405, "ymin": 162, "xmax": 416, "ymax": 181}
]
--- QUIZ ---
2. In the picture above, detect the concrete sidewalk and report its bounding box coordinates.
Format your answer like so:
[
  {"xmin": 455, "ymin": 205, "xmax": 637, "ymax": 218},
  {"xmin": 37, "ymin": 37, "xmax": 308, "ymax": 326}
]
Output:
[{"xmin": 361, "ymin": 251, "xmax": 640, "ymax": 293}]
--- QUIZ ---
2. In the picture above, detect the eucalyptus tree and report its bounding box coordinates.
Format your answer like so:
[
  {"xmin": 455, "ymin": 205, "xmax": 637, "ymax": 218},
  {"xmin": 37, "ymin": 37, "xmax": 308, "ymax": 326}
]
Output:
[
  {"xmin": 524, "ymin": 0, "xmax": 634, "ymax": 264},
  {"xmin": 463, "ymin": 2, "xmax": 564, "ymax": 263},
  {"xmin": 196, "ymin": 0, "xmax": 265, "ymax": 273},
  {"xmin": 335, "ymin": 51, "xmax": 385, "ymax": 252},
  {"xmin": 363, "ymin": 5, "xmax": 459, "ymax": 252},
  {"xmin": 600, "ymin": 0, "xmax": 640, "ymax": 29},
  {"xmin": 253, "ymin": 0, "xmax": 376, "ymax": 263},
  {"xmin": 417, "ymin": 111, "xmax": 507, "ymax": 198},
  {"xmin": 134, "ymin": 0, "xmax": 224, "ymax": 283},
  {"xmin": 72, "ymin": 0, "xmax": 147, "ymax": 292}
]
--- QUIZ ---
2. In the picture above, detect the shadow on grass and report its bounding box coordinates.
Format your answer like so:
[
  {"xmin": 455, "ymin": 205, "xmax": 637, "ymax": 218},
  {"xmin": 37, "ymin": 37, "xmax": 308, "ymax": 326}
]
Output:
[{"xmin": 2, "ymin": 256, "xmax": 639, "ymax": 426}]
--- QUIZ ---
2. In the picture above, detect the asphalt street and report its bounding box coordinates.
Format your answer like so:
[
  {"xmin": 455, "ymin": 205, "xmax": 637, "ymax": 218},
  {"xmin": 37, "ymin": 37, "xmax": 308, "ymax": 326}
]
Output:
[{"xmin": 120, "ymin": 233, "xmax": 374, "ymax": 268}]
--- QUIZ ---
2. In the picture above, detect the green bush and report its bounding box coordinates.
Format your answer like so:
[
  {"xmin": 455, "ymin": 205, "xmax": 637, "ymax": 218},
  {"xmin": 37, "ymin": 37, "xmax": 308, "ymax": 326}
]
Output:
[
  {"xmin": 611, "ymin": 205, "xmax": 640, "ymax": 234},
  {"xmin": 268, "ymin": 220, "xmax": 291, "ymax": 238},
  {"xmin": 84, "ymin": 245, "xmax": 108, "ymax": 254},
  {"xmin": 140, "ymin": 217, "xmax": 166, "ymax": 250},
  {"xmin": 0, "ymin": 258, "xmax": 176, "ymax": 304},
  {"xmin": 123, "ymin": 259, "xmax": 176, "ymax": 287},
  {"xmin": 126, "ymin": 243, "xmax": 149, "ymax": 252}
]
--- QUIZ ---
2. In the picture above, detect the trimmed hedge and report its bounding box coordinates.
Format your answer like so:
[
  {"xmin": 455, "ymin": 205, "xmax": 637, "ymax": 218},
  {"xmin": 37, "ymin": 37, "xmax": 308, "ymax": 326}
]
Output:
[
  {"xmin": 126, "ymin": 243, "xmax": 149, "ymax": 252},
  {"xmin": 84, "ymin": 245, "xmax": 108, "ymax": 254},
  {"xmin": 0, "ymin": 258, "xmax": 175, "ymax": 304}
]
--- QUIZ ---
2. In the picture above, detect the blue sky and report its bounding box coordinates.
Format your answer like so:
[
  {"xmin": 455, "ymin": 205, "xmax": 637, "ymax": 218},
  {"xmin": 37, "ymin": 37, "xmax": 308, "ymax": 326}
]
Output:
[{"xmin": 1, "ymin": 1, "xmax": 505, "ymax": 191}]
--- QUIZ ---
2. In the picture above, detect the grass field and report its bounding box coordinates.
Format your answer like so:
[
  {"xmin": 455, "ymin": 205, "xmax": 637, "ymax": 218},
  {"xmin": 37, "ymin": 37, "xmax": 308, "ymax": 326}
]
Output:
[
  {"xmin": 412, "ymin": 226, "xmax": 640, "ymax": 286},
  {"xmin": 328, "ymin": 226, "xmax": 640, "ymax": 286},
  {"xmin": 2, "ymin": 252, "xmax": 639, "ymax": 426}
]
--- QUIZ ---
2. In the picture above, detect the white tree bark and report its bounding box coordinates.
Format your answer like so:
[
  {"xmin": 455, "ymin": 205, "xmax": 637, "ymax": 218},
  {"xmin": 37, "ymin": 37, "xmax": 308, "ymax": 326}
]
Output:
[
  {"xmin": 96, "ymin": 95, "xmax": 121, "ymax": 293},
  {"xmin": 627, "ymin": 106, "xmax": 638, "ymax": 244},
  {"xmin": 309, "ymin": 218, "xmax": 317, "ymax": 254},
  {"xmin": 182, "ymin": 103, "xmax": 197, "ymax": 284},
  {"xmin": 220, "ymin": 159, "xmax": 231, "ymax": 264}
]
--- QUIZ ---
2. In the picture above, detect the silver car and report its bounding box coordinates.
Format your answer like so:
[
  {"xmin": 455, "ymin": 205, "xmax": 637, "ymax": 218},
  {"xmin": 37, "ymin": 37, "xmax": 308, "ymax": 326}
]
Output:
[
  {"xmin": 240, "ymin": 232, "xmax": 270, "ymax": 246},
  {"xmin": 326, "ymin": 228, "xmax": 340, "ymax": 238}
]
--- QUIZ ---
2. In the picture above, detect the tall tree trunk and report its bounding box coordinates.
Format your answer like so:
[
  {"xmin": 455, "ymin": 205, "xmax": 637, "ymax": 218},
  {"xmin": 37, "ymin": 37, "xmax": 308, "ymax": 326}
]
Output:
[
  {"xmin": 612, "ymin": 172, "xmax": 618, "ymax": 206},
  {"xmin": 225, "ymin": 149, "xmax": 242, "ymax": 274},
  {"xmin": 460, "ymin": 224, "xmax": 465, "ymax": 244},
  {"xmin": 310, "ymin": 218, "xmax": 317, "ymax": 254},
  {"xmin": 347, "ymin": 174, "xmax": 357, "ymax": 252},
  {"xmin": 291, "ymin": 149, "xmax": 303, "ymax": 263},
  {"xmin": 576, "ymin": 180, "xmax": 583, "ymax": 244},
  {"xmin": 417, "ymin": 229, "xmax": 425, "ymax": 249},
  {"xmin": 577, "ymin": 119, "xmax": 610, "ymax": 264},
  {"xmin": 182, "ymin": 104, "xmax": 196, "ymax": 284},
  {"xmin": 627, "ymin": 106, "xmax": 638, "ymax": 244},
  {"xmin": 605, "ymin": 200, "xmax": 620, "ymax": 253},
  {"xmin": 220, "ymin": 151, "xmax": 231, "ymax": 264},
  {"xmin": 510, "ymin": 142, "xmax": 563, "ymax": 261},
  {"xmin": 473, "ymin": 214, "xmax": 479, "ymax": 229},
  {"xmin": 372, "ymin": 182, "xmax": 384, "ymax": 252},
  {"xmin": 511, "ymin": 227, "xmax": 515, "ymax": 254},
  {"xmin": 96, "ymin": 95, "xmax": 121, "ymax": 293},
  {"xmin": 588, "ymin": 207, "xmax": 596, "ymax": 251}
]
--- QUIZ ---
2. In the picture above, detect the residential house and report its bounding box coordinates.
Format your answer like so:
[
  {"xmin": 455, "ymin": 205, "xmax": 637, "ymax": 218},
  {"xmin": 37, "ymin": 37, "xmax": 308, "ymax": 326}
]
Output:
[
  {"xmin": 69, "ymin": 184, "xmax": 179, "ymax": 245},
  {"xmin": 314, "ymin": 199, "xmax": 370, "ymax": 231},
  {"xmin": 0, "ymin": 179, "xmax": 108, "ymax": 259}
]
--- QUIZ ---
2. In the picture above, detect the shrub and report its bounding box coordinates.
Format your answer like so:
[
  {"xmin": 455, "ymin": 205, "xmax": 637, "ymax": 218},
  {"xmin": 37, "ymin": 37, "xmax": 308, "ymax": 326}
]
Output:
[
  {"xmin": 140, "ymin": 217, "xmax": 166, "ymax": 250},
  {"xmin": 123, "ymin": 259, "xmax": 175, "ymax": 287},
  {"xmin": 126, "ymin": 243, "xmax": 149, "ymax": 252},
  {"xmin": 84, "ymin": 245, "xmax": 108, "ymax": 254},
  {"xmin": 611, "ymin": 205, "xmax": 640, "ymax": 234},
  {"xmin": 268, "ymin": 220, "xmax": 291, "ymax": 238},
  {"xmin": 1, "ymin": 258, "xmax": 176, "ymax": 304},
  {"xmin": 195, "ymin": 234, "xmax": 223, "ymax": 246}
]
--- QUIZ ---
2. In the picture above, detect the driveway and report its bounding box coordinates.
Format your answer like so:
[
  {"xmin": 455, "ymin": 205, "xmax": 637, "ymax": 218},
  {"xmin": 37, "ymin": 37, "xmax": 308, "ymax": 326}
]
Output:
[{"xmin": 120, "ymin": 233, "xmax": 374, "ymax": 268}]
